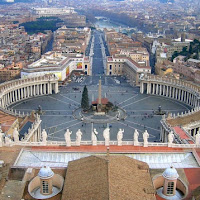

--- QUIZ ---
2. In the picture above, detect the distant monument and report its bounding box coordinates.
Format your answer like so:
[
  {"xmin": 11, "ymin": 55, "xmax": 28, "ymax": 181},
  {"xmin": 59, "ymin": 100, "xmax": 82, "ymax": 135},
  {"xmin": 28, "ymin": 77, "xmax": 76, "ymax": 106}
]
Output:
[
  {"xmin": 155, "ymin": 105, "xmax": 166, "ymax": 115},
  {"xmin": 91, "ymin": 76, "xmax": 110, "ymax": 115},
  {"xmin": 97, "ymin": 76, "xmax": 102, "ymax": 112}
]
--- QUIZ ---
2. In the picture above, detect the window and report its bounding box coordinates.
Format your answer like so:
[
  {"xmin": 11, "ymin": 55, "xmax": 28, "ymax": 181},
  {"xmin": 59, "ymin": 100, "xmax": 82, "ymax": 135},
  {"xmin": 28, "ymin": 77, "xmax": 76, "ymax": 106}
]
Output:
[
  {"xmin": 42, "ymin": 180, "xmax": 49, "ymax": 194},
  {"xmin": 85, "ymin": 65, "xmax": 87, "ymax": 69},
  {"xmin": 167, "ymin": 182, "xmax": 174, "ymax": 195},
  {"xmin": 110, "ymin": 65, "xmax": 112, "ymax": 70}
]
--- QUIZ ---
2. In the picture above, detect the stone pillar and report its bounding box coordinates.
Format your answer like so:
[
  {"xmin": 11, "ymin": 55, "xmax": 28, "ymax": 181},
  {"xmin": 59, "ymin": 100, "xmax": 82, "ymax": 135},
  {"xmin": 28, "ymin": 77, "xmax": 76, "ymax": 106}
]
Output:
[
  {"xmin": 178, "ymin": 89, "xmax": 181, "ymax": 101},
  {"xmin": 55, "ymin": 82, "xmax": 59, "ymax": 94},
  {"xmin": 175, "ymin": 88, "xmax": 178, "ymax": 100},
  {"xmin": 40, "ymin": 84, "xmax": 43, "ymax": 95},
  {"xmin": 166, "ymin": 86, "xmax": 169, "ymax": 97},
  {"xmin": 44, "ymin": 84, "xmax": 46, "ymax": 94},
  {"xmin": 159, "ymin": 84, "xmax": 162, "ymax": 95},
  {"xmin": 153, "ymin": 83, "xmax": 155, "ymax": 95},
  {"xmin": 14, "ymin": 90, "xmax": 17, "ymax": 101},
  {"xmin": 169, "ymin": 86, "xmax": 172, "ymax": 98},
  {"xmin": 27, "ymin": 86, "xmax": 30, "ymax": 98},
  {"xmin": 172, "ymin": 87, "xmax": 175, "ymax": 99},
  {"xmin": 7, "ymin": 93, "xmax": 10, "ymax": 105},
  {"xmin": 33, "ymin": 85, "xmax": 36, "ymax": 96},
  {"xmin": 18, "ymin": 89, "xmax": 21, "ymax": 100},
  {"xmin": 30, "ymin": 85, "xmax": 33, "ymax": 96},
  {"xmin": 21, "ymin": 88, "xmax": 24, "ymax": 99},
  {"xmin": 163, "ymin": 85, "xmax": 166, "ymax": 96},
  {"xmin": 140, "ymin": 82, "xmax": 144, "ymax": 94},
  {"xmin": 49, "ymin": 83, "xmax": 52, "ymax": 94},
  {"xmin": 156, "ymin": 84, "xmax": 159, "ymax": 95}
]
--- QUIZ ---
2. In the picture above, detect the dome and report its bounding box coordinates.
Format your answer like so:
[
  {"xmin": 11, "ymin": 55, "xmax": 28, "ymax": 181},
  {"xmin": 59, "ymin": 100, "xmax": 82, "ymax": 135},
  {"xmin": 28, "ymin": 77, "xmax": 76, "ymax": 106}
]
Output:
[
  {"xmin": 38, "ymin": 166, "xmax": 54, "ymax": 179},
  {"xmin": 162, "ymin": 166, "xmax": 179, "ymax": 180}
]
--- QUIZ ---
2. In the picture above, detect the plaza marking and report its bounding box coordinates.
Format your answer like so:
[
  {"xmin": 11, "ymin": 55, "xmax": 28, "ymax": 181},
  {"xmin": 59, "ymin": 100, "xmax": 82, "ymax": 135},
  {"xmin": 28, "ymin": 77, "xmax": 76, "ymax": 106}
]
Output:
[
  {"xmin": 126, "ymin": 109, "xmax": 187, "ymax": 112},
  {"xmin": 48, "ymin": 96, "xmax": 79, "ymax": 108},
  {"xmin": 59, "ymin": 94, "xmax": 80, "ymax": 105},
  {"xmin": 10, "ymin": 96, "xmax": 46, "ymax": 109},
  {"xmin": 47, "ymin": 119, "xmax": 78, "ymax": 129},
  {"xmin": 122, "ymin": 96, "xmax": 151, "ymax": 108},
  {"xmin": 117, "ymin": 121, "xmax": 156, "ymax": 138},
  {"xmin": 125, "ymin": 119, "xmax": 160, "ymax": 132},
  {"xmin": 48, "ymin": 121, "xmax": 83, "ymax": 136},
  {"xmin": 150, "ymin": 95, "xmax": 190, "ymax": 111},
  {"xmin": 117, "ymin": 94, "xmax": 139, "ymax": 105}
]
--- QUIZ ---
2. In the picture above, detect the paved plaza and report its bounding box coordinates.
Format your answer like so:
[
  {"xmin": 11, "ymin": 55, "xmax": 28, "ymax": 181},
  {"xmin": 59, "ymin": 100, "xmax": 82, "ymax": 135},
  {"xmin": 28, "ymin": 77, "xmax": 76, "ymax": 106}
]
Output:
[{"xmin": 10, "ymin": 75, "xmax": 191, "ymax": 142}]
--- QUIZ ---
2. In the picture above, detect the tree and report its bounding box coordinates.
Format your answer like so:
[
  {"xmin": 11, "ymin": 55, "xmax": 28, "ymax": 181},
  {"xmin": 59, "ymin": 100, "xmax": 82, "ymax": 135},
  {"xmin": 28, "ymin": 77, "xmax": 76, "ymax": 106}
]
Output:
[{"xmin": 81, "ymin": 85, "xmax": 90, "ymax": 111}]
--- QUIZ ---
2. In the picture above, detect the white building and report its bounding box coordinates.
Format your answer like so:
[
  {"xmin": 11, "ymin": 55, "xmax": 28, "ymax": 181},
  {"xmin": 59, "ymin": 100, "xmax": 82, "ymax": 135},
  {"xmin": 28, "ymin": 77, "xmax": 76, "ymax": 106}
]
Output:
[{"xmin": 21, "ymin": 51, "xmax": 91, "ymax": 81}]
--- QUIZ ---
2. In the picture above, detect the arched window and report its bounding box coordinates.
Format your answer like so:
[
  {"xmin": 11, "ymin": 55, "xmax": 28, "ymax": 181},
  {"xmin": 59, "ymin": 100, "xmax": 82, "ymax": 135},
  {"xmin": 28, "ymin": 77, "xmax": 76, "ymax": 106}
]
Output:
[
  {"xmin": 167, "ymin": 182, "xmax": 174, "ymax": 195},
  {"xmin": 42, "ymin": 180, "xmax": 49, "ymax": 194}
]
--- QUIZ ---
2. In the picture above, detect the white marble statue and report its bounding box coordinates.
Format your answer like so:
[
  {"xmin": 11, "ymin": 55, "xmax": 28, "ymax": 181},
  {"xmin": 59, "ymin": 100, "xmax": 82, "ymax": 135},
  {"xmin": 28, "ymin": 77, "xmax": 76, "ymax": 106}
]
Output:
[
  {"xmin": 134, "ymin": 129, "xmax": 139, "ymax": 146},
  {"xmin": 117, "ymin": 129, "xmax": 124, "ymax": 146},
  {"xmin": 42, "ymin": 129, "xmax": 47, "ymax": 144},
  {"xmin": 13, "ymin": 128, "xmax": 19, "ymax": 142},
  {"xmin": 143, "ymin": 130, "xmax": 149, "ymax": 147},
  {"xmin": 195, "ymin": 131, "xmax": 200, "ymax": 145},
  {"xmin": 65, "ymin": 129, "xmax": 72, "ymax": 147},
  {"xmin": 5, "ymin": 136, "xmax": 12, "ymax": 145},
  {"xmin": 92, "ymin": 128, "xmax": 98, "ymax": 146},
  {"xmin": 0, "ymin": 131, "xmax": 4, "ymax": 147},
  {"xmin": 76, "ymin": 129, "xmax": 82, "ymax": 146},
  {"xmin": 168, "ymin": 131, "xmax": 174, "ymax": 146},
  {"xmin": 103, "ymin": 127, "xmax": 110, "ymax": 146}
]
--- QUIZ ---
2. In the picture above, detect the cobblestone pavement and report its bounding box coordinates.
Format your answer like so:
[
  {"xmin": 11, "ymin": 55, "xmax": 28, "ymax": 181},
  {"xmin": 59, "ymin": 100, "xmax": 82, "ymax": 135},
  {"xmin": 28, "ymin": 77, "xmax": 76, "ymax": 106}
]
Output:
[{"xmin": 10, "ymin": 75, "xmax": 191, "ymax": 142}]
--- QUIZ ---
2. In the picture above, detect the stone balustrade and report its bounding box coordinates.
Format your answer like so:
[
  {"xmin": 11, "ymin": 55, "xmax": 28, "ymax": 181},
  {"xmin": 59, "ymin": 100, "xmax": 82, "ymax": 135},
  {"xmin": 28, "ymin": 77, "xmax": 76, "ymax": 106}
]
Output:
[
  {"xmin": 0, "ymin": 74, "xmax": 59, "ymax": 110},
  {"xmin": 1, "ymin": 127, "xmax": 200, "ymax": 149}
]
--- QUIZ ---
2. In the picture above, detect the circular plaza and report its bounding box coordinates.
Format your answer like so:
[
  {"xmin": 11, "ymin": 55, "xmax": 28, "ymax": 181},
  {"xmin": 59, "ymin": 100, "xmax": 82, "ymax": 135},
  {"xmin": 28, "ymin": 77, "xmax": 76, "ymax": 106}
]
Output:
[{"xmin": 9, "ymin": 75, "xmax": 191, "ymax": 142}]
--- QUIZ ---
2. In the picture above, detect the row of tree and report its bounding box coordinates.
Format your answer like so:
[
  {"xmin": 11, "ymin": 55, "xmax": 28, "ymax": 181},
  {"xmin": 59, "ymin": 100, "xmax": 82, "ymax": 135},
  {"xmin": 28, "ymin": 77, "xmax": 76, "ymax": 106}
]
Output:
[
  {"xmin": 171, "ymin": 39, "xmax": 200, "ymax": 61},
  {"xmin": 20, "ymin": 17, "xmax": 63, "ymax": 34}
]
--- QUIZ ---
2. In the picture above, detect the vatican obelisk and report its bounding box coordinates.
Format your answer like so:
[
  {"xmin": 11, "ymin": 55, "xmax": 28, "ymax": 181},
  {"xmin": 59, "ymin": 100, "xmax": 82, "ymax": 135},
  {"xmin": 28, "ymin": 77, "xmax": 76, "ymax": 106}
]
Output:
[{"xmin": 97, "ymin": 76, "xmax": 102, "ymax": 112}]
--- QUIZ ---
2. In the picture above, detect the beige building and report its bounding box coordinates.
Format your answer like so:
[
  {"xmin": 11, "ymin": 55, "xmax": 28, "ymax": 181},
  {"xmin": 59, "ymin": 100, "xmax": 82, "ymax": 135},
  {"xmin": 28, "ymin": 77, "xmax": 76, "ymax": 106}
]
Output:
[{"xmin": 106, "ymin": 56, "xmax": 151, "ymax": 85}]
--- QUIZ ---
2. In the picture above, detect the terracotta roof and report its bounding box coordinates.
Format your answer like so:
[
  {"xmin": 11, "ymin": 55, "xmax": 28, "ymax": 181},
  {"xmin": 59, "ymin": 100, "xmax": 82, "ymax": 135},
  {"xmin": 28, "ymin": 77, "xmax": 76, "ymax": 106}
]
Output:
[
  {"xmin": 62, "ymin": 155, "xmax": 156, "ymax": 200},
  {"xmin": 0, "ymin": 111, "xmax": 18, "ymax": 133},
  {"xmin": 184, "ymin": 168, "xmax": 200, "ymax": 199},
  {"xmin": 92, "ymin": 98, "xmax": 109, "ymax": 105},
  {"xmin": 173, "ymin": 126, "xmax": 190, "ymax": 140}
]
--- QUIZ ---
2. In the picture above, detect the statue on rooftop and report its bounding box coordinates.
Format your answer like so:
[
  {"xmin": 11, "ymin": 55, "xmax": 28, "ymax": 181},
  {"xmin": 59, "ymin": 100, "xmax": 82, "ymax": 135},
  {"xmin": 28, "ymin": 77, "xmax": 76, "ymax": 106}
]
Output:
[
  {"xmin": 0, "ymin": 130, "xmax": 4, "ymax": 147},
  {"xmin": 42, "ymin": 129, "xmax": 47, "ymax": 144},
  {"xmin": 13, "ymin": 128, "xmax": 19, "ymax": 142},
  {"xmin": 65, "ymin": 129, "xmax": 72, "ymax": 147},
  {"xmin": 143, "ymin": 130, "xmax": 149, "ymax": 147},
  {"xmin": 103, "ymin": 127, "xmax": 110, "ymax": 146},
  {"xmin": 134, "ymin": 129, "xmax": 139, "ymax": 146},
  {"xmin": 76, "ymin": 129, "xmax": 82, "ymax": 146},
  {"xmin": 117, "ymin": 129, "xmax": 124, "ymax": 146},
  {"xmin": 168, "ymin": 131, "xmax": 174, "ymax": 144},
  {"xmin": 92, "ymin": 128, "xmax": 98, "ymax": 146},
  {"xmin": 195, "ymin": 131, "xmax": 200, "ymax": 146}
]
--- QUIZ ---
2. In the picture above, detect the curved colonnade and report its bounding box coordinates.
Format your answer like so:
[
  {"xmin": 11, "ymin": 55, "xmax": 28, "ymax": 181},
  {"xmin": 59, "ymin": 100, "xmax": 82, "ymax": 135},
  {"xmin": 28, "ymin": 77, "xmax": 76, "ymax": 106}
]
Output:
[
  {"xmin": 140, "ymin": 75, "xmax": 200, "ymax": 108},
  {"xmin": 0, "ymin": 75, "xmax": 59, "ymax": 112},
  {"xmin": 140, "ymin": 75, "xmax": 200, "ymax": 143}
]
